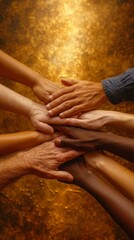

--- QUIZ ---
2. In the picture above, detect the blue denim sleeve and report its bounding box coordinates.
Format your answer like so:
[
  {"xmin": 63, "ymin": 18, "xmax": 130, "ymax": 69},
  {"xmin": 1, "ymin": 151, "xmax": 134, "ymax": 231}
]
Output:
[{"xmin": 101, "ymin": 68, "xmax": 134, "ymax": 104}]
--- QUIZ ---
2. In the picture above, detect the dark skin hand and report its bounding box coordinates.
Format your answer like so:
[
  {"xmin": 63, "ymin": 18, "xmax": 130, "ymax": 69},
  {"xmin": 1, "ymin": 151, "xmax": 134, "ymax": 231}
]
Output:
[
  {"xmin": 60, "ymin": 157, "xmax": 134, "ymax": 239},
  {"xmin": 53, "ymin": 125, "xmax": 107, "ymax": 151},
  {"xmin": 54, "ymin": 125, "xmax": 134, "ymax": 162}
]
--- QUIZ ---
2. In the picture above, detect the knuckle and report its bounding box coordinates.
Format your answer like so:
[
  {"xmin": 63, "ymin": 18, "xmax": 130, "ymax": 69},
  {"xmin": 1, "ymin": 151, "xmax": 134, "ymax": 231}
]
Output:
[
  {"xmin": 64, "ymin": 101, "xmax": 70, "ymax": 108},
  {"xmin": 73, "ymin": 106, "xmax": 79, "ymax": 112},
  {"xmin": 33, "ymin": 120, "xmax": 39, "ymax": 128}
]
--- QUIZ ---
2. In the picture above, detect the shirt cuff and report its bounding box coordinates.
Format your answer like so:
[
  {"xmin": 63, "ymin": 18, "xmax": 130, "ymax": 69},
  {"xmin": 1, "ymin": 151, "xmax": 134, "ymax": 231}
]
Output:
[{"xmin": 102, "ymin": 68, "xmax": 134, "ymax": 104}]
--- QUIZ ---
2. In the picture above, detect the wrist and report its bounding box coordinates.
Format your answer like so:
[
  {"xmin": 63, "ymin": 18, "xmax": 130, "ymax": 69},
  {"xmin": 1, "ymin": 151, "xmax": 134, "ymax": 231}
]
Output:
[
  {"xmin": 17, "ymin": 151, "xmax": 32, "ymax": 175},
  {"xmin": 23, "ymin": 70, "xmax": 43, "ymax": 88},
  {"xmin": 31, "ymin": 72, "xmax": 46, "ymax": 89},
  {"xmin": 25, "ymin": 99, "xmax": 37, "ymax": 118},
  {"xmin": 98, "ymin": 83, "xmax": 108, "ymax": 103}
]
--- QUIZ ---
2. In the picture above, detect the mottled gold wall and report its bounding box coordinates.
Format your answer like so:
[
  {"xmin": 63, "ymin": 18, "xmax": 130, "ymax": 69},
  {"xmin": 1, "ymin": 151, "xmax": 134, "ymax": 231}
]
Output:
[{"xmin": 0, "ymin": 0, "xmax": 134, "ymax": 239}]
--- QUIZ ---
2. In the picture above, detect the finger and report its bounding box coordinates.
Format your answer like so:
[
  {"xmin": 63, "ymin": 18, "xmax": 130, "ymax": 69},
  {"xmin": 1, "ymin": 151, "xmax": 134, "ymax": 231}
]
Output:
[
  {"xmin": 55, "ymin": 138, "xmax": 80, "ymax": 148},
  {"xmin": 46, "ymin": 92, "xmax": 75, "ymax": 110},
  {"xmin": 35, "ymin": 122, "xmax": 54, "ymax": 135},
  {"xmin": 66, "ymin": 118, "xmax": 87, "ymax": 128},
  {"xmin": 48, "ymin": 99, "xmax": 79, "ymax": 117},
  {"xmin": 49, "ymin": 116, "xmax": 68, "ymax": 125},
  {"xmin": 48, "ymin": 85, "xmax": 75, "ymax": 101},
  {"xmin": 59, "ymin": 104, "xmax": 86, "ymax": 118},
  {"xmin": 39, "ymin": 95, "xmax": 50, "ymax": 104},
  {"xmin": 52, "ymin": 125, "xmax": 78, "ymax": 138},
  {"xmin": 50, "ymin": 170, "xmax": 74, "ymax": 182},
  {"xmin": 61, "ymin": 79, "xmax": 78, "ymax": 86},
  {"xmin": 60, "ymin": 139, "xmax": 95, "ymax": 151},
  {"xmin": 63, "ymin": 149, "xmax": 83, "ymax": 163}
]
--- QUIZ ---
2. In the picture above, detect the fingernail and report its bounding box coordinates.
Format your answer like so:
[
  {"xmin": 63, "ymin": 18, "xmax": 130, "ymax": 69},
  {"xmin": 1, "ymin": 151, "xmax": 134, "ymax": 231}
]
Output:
[
  {"xmin": 46, "ymin": 104, "xmax": 51, "ymax": 110},
  {"xmin": 48, "ymin": 110, "xmax": 53, "ymax": 116},
  {"xmin": 48, "ymin": 95, "xmax": 53, "ymax": 101},
  {"xmin": 59, "ymin": 113, "xmax": 64, "ymax": 118}
]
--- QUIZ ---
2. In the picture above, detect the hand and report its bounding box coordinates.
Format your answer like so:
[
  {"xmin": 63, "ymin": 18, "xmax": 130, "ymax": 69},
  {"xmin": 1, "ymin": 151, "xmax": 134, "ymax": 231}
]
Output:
[
  {"xmin": 29, "ymin": 102, "xmax": 70, "ymax": 134},
  {"xmin": 21, "ymin": 139, "xmax": 82, "ymax": 182},
  {"xmin": 54, "ymin": 126, "xmax": 103, "ymax": 151},
  {"xmin": 32, "ymin": 77, "xmax": 61, "ymax": 104},
  {"xmin": 64, "ymin": 110, "xmax": 111, "ymax": 130},
  {"xmin": 46, "ymin": 79, "xmax": 107, "ymax": 118}
]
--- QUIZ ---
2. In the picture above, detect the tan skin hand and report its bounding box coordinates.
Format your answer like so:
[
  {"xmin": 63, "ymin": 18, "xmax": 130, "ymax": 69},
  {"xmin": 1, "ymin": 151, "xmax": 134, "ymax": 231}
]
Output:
[
  {"xmin": 32, "ymin": 77, "xmax": 61, "ymax": 104},
  {"xmin": 46, "ymin": 79, "xmax": 107, "ymax": 118},
  {"xmin": 21, "ymin": 139, "xmax": 82, "ymax": 182}
]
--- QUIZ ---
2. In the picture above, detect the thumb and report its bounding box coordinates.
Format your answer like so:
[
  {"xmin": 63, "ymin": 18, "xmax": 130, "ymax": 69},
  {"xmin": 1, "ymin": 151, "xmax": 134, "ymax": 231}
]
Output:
[
  {"xmin": 61, "ymin": 79, "xmax": 78, "ymax": 86},
  {"xmin": 51, "ymin": 170, "xmax": 74, "ymax": 182},
  {"xmin": 35, "ymin": 121, "xmax": 54, "ymax": 135}
]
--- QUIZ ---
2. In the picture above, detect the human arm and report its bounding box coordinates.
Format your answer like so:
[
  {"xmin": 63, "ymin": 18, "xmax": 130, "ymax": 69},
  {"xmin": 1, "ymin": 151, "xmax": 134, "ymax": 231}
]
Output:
[
  {"xmin": 0, "ymin": 139, "xmax": 82, "ymax": 189},
  {"xmin": 0, "ymin": 84, "xmax": 67, "ymax": 134},
  {"xmin": 0, "ymin": 131, "xmax": 53, "ymax": 156},
  {"xmin": 46, "ymin": 68, "xmax": 134, "ymax": 117},
  {"xmin": 84, "ymin": 152, "xmax": 134, "ymax": 202},
  {"xmin": 54, "ymin": 126, "xmax": 134, "ymax": 162},
  {"xmin": 60, "ymin": 158, "xmax": 134, "ymax": 239},
  {"xmin": 46, "ymin": 79, "xmax": 107, "ymax": 118},
  {"xmin": 64, "ymin": 110, "xmax": 134, "ymax": 133},
  {"xmin": 0, "ymin": 50, "xmax": 60, "ymax": 103}
]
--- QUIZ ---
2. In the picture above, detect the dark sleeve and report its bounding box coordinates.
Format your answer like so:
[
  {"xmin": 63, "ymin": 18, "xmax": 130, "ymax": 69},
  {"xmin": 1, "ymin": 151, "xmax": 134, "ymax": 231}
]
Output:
[{"xmin": 102, "ymin": 68, "xmax": 134, "ymax": 104}]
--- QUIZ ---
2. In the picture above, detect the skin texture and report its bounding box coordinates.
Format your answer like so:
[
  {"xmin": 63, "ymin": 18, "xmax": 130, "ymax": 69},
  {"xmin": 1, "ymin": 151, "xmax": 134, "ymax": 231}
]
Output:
[
  {"xmin": 0, "ymin": 131, "xmax": 53, "ymax": 156},
  {"xmin": 63, "ymin": 110, "xmax": 134, "ymax": 133},
  {"xmin": 84, "ymin": 152, "xmax": 134, "ymax": 202},
  {"xmin": 54, "ymin": 126, "xmax": 134, "ymax": 162},
  {"xmin": 60, "ymin": 157, "xmax": 134, "ymax": 239},
  {"xmin": 0, "ymin": 139, "xmax": 82, "ymax": 189},
  {"xmin": 0, "ymin": 50, "xmax": 60, "ymax": 103},
  {"xmin": 46, "ymin": 79, "xmax": 107, "ymax": 118}
]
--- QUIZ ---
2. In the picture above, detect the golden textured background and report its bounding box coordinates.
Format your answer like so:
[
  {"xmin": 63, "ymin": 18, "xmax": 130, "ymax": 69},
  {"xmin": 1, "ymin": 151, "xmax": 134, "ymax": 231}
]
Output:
[{"xmin": 0, "ymin": 0, "xmax": 134, "ymax": 239}]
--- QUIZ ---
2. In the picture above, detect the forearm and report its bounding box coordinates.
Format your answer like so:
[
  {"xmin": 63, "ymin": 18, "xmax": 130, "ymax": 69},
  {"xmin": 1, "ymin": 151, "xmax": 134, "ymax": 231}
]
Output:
[
  {"xmin": 75, "ymin": 170, "xmax": 134, "ymax": 238},
  {"xmin": 104, "ymin": 111, "xmax": 134, "ymax": 133},
  {"xmin": 85, "ymin": 152, "xmax": 134, "ymax": 201},
  {"xmin": 99, "ymin": 132, "xmax": 134, "ymax": 162},
  {"xmin": 0, "ymin": 131, "xmax": 51, "ymax": 156},
  {"xmin": 0, "ymin": 50, "xmax": 40, "ymax": 88},
  {"xmin": 0, "ymin": 83, "xmax": 34, "ymax": 116},
  {"xmin": 0, "ymin": 152, "xmax": 30, "ymax": 189}
]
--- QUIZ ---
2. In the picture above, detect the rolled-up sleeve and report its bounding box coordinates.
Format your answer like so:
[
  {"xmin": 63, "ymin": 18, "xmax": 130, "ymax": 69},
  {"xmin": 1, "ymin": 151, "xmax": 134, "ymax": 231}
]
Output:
[{"xmin": 102, "ymin": 68, "xmax": 134, "ymax": 104}]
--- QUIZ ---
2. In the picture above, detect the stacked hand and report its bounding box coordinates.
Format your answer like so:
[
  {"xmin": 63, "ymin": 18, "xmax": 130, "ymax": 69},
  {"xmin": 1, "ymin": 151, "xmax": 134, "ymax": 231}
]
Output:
[{"xmin": 46, "ymin": 79, "xmax": 107, "ymax": 118}]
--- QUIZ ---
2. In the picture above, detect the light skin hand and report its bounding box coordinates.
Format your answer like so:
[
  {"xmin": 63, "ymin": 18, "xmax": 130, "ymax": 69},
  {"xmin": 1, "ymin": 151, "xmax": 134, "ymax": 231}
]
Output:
[
  {"xmin": 0, "ymin": 83, "xmax": 66, "ymax": 135},
  {"xmin": 46, "ymin": 79, "xmax": 107, "ymax": 118},
  {"xmin": 29, "ymin": 103, "xmax": 73, "ymax": 134},
  {"xmin": 64, "ymin": 110, "xmax": 134, "ymax": 132},
  {"xmin": 64, "ymin": 110, "xmax": 109, "ymax": 130},
  {"xmin": 21, "ymin": 139, "xmax": 82, "ymax": 182}
]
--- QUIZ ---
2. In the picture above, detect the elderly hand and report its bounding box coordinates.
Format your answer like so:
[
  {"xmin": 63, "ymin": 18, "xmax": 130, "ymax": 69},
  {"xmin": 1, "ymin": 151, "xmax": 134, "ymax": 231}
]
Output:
[{"xmin": 20, "ymin": 139, "xmax": 82, "ymax": 182}]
